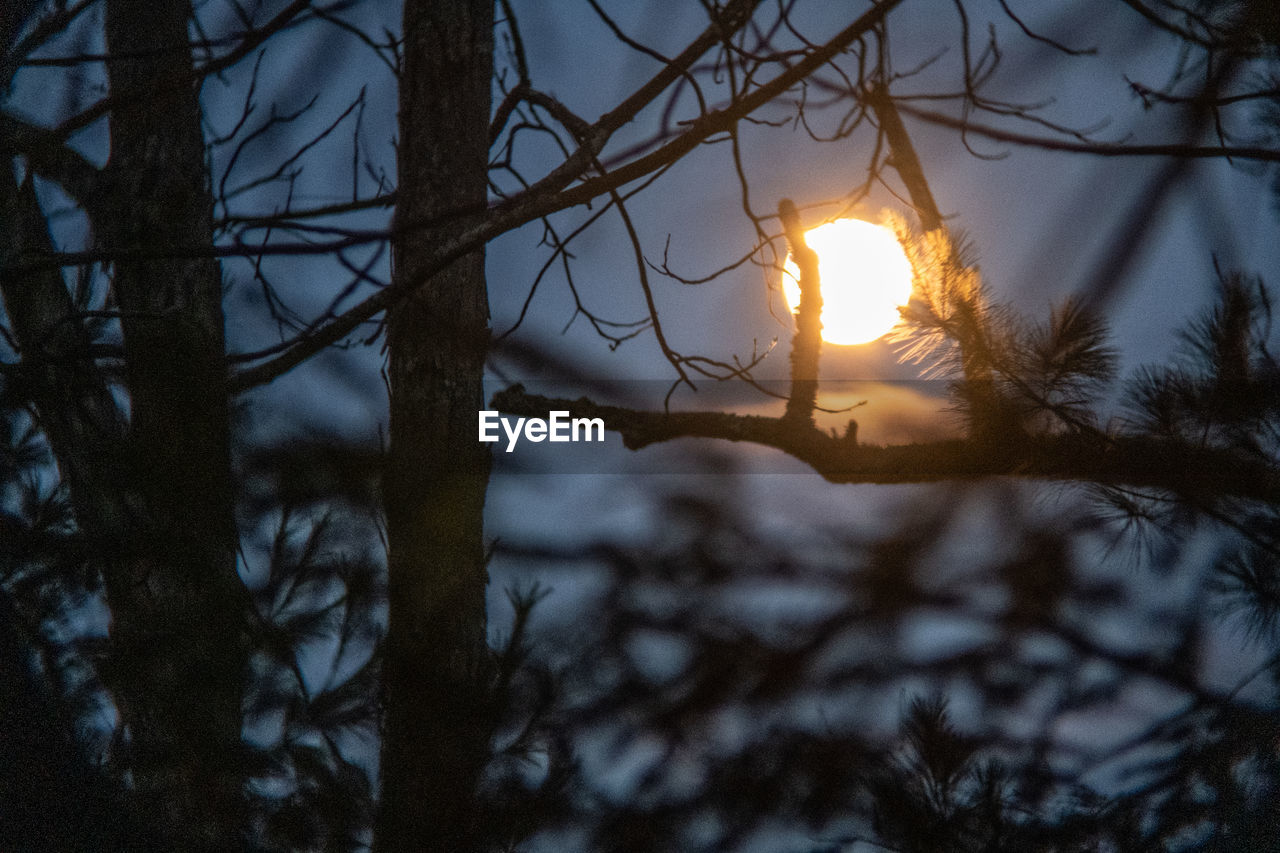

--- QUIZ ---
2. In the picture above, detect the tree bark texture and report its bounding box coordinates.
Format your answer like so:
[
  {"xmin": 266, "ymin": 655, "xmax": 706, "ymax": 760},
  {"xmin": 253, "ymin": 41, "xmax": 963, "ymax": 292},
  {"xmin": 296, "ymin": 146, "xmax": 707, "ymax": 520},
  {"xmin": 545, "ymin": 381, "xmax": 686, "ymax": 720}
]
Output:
[
  {"xmin": 101, "ymin": 1, "xmax": 250, "ymax": 846},
  {"xmin": 379, "ymin": 1, "xmax": 494, "ymax": 850}
]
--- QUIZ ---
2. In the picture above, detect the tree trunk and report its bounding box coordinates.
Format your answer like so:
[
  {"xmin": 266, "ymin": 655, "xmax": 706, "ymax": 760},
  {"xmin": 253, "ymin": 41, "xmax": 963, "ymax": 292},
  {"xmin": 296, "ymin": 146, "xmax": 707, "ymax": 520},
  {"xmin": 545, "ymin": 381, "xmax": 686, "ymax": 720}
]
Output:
[
  {"xmin": 0, "ymin": 150, "xmax": 125, "ymax": 535},
  {"xmin": 378, "ymin": 1, "xmax": 494, "ymax": 851},
  {"xmin": 780, "ymin": 199, "xmax": 823, "ymax": 427},
  {"xmin": 101, "ymin": 1, "xmax": 249, "ymax": 847}
]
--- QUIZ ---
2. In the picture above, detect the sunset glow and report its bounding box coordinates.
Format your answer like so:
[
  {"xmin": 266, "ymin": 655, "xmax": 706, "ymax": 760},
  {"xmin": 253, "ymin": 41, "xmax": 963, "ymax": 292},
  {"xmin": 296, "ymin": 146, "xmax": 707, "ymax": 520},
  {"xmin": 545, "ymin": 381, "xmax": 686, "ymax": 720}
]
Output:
[{"xmin": 783, "ymin": 218, "xmax": 913, "ymax": 345}]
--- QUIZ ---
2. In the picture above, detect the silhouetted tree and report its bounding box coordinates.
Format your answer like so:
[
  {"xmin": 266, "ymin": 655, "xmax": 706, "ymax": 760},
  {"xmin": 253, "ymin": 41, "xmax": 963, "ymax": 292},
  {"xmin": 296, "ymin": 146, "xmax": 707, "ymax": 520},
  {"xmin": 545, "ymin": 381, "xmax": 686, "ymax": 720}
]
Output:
[{"xmin": 3, "ymin": 1, "xmax": 1280, "ymax": 851}]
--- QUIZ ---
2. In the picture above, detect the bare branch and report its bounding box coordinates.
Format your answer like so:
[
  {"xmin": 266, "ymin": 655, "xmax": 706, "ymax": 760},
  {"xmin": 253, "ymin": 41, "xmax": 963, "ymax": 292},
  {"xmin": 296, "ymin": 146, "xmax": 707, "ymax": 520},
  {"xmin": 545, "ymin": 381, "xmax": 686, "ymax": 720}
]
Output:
[
  {"xmin": 866, "ymin": 83, "xmax": 943, "ymax": 230},
  {"xmin": 1, "ymin": 113, "xmax": 102, "ymax": 209},
  {"xmin": 490, "ymin": 384, "xmax": 1280, "ymax": 503},
  {"xmin": 900, "ymin": 103, "xmax": 1280, "ymax": 162},
  {"xmin": 228, "ymin": 0, "xmax": 905, "ymax": 389}
]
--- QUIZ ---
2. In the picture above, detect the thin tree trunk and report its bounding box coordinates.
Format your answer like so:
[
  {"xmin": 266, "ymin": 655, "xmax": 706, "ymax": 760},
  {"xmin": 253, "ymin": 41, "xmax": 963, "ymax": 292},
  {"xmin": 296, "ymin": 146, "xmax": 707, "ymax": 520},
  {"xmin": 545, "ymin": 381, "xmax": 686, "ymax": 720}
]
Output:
[
  {"xmin": 100, "ymin": 1, "xmax": 249, "ymax": 846},
  {"xmin": 780, "ymin": 198, "xmax": 823, "ymax": 427},
  {"xmin": 0, "ymin": 153, "xmax": 125, "ymax": 534},
  {"xmin": 869, "ymin": 83, "xmax": 1002, "ymax": 440},
  {"xmin": 378, "ymin": 1, "xmax": 494, "ymax": 850}
]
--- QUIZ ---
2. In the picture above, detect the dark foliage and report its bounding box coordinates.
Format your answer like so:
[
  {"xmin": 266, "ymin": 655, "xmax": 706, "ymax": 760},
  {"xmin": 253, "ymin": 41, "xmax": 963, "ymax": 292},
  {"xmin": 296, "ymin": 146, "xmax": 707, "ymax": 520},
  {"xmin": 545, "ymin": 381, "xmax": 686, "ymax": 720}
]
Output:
[{"xmin": 5, "ymin": 1, "xmax": 1280, "ymax": 852}]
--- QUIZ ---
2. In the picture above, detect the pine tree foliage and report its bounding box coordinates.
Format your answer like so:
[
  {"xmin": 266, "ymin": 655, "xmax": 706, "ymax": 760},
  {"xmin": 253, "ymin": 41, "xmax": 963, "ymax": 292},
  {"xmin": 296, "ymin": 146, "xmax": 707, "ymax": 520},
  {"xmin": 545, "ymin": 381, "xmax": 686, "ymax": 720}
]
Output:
[
  {"xmin": 890, "ymin": 220, "xmax": 1117, "ymax": 439},
  {"xmin": 0, "ymin": 385, "xmax": 390, "ymax": 849},
  {"xmin": 1132, "ymin": 272, "xmax": 1279, "ymax": 452},
  {"xmin": 473, "ymin": 461, "xmax": 1280, "ymax": 851}
]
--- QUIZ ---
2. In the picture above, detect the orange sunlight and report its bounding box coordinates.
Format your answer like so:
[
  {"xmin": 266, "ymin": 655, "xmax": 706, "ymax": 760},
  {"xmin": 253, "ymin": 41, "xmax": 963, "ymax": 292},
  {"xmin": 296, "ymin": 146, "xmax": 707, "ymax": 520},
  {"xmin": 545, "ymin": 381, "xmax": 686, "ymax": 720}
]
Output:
[{"xmin": 783, "ymin": 218, "xmax": 913, "ymax": 345}]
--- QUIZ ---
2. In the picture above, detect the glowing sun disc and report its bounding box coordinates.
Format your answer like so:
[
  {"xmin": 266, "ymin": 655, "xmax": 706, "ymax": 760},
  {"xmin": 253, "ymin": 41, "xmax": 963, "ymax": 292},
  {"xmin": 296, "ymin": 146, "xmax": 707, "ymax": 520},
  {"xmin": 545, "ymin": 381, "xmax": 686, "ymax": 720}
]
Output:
[{"xmin": 783, "ymin": 218, "xmax": 913, "ymax": 345}]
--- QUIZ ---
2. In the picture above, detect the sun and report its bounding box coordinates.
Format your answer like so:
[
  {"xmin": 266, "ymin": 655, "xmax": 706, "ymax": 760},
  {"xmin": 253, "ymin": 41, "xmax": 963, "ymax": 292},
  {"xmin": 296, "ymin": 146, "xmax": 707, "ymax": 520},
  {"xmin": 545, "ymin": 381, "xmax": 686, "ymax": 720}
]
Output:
[{"xmin": 783, "ymin": 218, "xmax": 913, "ymax": 346}]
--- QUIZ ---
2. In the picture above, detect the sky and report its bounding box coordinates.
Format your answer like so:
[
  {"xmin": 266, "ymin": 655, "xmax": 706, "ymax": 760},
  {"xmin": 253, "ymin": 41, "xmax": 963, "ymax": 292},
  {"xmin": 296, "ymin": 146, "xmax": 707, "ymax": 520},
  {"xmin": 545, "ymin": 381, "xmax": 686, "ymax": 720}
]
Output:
[
  {"xmin": 21, "ymin": 2, "xmax": 1279, "ymax": 424},
  {"xmin": 470, "ymin": 3, "xmax": 1280, "ymax": 477},
  {"xmin": 10, "ymin": 0, "xmax": 1280, "ymax": 846},
  {"xmin": 124, "ymin": 0, "xmax": 1280, "ymax": 726}
]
